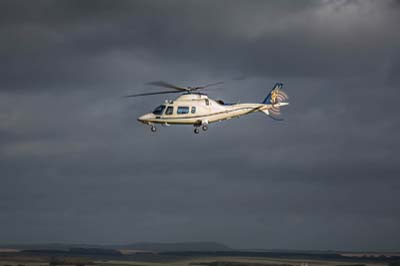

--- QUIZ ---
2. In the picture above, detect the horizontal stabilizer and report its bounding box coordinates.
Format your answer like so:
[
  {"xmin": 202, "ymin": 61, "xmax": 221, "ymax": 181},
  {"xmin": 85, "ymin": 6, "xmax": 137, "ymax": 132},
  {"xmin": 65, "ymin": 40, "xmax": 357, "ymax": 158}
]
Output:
[{"xmin": 260, "ymin": 109, "xmax": 284, "ymax": 121}]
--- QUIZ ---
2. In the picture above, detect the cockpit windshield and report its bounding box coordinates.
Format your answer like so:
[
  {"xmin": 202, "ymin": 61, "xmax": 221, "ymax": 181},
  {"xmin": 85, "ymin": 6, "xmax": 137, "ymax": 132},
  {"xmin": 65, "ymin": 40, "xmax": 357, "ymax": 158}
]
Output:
[{"xmin": 153, "ymin": 105, "xmax": 166, "ymax": 115}]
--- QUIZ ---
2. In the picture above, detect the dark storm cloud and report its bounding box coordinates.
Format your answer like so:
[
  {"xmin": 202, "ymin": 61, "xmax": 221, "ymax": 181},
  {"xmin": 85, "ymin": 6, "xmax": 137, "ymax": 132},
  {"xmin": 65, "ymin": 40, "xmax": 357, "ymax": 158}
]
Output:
[
  {"xmin": 2, "ymin": 0, "xmax": 399, "ymax": 90},
  {"xmin": 0, "ymin": 0, "xmax": 400, "ymax": 251}
]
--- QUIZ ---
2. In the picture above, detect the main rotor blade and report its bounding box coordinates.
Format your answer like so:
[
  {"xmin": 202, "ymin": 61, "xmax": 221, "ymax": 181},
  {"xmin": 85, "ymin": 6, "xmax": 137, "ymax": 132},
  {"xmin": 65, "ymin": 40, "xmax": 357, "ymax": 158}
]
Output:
[
  {"xmin": 199, "ymin": 86, "xmax": 225, "ymax": 91},
  {"xmin": 124, "ymin": 90, "xmax": 182, "ymax": 98},
  {"xmin": 191, "ymin": 81, "xmax": 224, "ymax": 91},
  {"xmin": 203, "ymin": 81, "xmax": 224, "ymax": 88},
  {"xmin": 147, "ymin": 81, "xmax": 188, "ymax": 91}
]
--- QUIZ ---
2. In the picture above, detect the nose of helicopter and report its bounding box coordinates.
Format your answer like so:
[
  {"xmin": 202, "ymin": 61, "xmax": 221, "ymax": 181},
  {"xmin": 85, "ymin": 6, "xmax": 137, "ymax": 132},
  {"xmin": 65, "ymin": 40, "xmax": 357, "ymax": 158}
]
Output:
[{"xmin": 138, "ymin": 113, "xmax": 153, "ymax": 123}]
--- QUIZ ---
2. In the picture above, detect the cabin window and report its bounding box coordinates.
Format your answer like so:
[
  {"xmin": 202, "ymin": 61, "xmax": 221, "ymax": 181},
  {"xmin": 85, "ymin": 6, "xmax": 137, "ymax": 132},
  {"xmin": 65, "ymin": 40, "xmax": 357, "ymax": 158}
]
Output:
[
  {"xmin": 177, "ymin": 106, "xmax": 189, "ymax": 114},
  {"xmin": 165, "ymin": 106, "xmax": 174, "ymax": 115},
  {"xmin": 191, "ymin": 106, "xmax": 196, "ymax": 114},
  {"xmin": 153, "ymin": 105, "xmax": 166, "ymax": 115},
  {"xmin": 205, "ymin": 99, "xmax": 210, "ymax": 105}
]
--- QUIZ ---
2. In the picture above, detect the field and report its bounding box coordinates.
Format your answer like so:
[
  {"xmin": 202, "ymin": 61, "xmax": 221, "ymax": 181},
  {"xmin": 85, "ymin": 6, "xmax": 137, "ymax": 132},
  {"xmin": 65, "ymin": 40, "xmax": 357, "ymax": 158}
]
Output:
[{"xmin": 0, "ymin": 250, "xmax": 397, "ymax": 266}]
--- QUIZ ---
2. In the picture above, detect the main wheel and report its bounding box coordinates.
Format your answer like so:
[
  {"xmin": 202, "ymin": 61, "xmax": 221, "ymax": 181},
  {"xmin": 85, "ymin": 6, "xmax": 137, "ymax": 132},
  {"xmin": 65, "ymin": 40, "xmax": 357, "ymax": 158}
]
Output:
[
  {"xmin": 194, "ymin": 128, "xmax": 200, "ymax": 134},
  {"xmin": 151, "ymin": 126, "xmax": 156, "ymax": 132},
  {"xmin": 202, "ymin": 125, "xmax": 208, "ymax": 131}
]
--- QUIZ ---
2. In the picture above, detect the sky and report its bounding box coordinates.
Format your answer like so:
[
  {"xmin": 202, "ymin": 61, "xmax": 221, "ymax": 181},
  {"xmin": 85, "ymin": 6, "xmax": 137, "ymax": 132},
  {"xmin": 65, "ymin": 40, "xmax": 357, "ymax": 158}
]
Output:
[{"xmin": 0, "ymin": 0, "xmax": 400, "ymax": 251}]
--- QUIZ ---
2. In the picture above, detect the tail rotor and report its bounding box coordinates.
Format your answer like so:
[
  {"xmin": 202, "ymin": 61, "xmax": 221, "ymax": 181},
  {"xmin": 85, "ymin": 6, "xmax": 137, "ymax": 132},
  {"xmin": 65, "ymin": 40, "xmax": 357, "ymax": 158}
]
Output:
[{"xmin": 262, "ymin": 83, "xmax": 289, "ymax": 120}]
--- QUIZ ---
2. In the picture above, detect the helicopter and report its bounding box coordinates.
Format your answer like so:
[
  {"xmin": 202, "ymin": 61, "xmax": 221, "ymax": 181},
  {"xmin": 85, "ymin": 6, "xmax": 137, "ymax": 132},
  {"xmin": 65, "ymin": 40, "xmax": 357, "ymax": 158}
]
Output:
[{"xmin": 125, "ymin": 81, "xmax": 289, "ymax": 134}]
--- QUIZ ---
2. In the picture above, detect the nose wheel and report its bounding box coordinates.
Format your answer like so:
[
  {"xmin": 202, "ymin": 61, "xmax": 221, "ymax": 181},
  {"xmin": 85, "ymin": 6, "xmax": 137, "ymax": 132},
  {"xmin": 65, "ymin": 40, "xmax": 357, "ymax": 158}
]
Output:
[{"xmin": 150, "ymin": 125, "xmax": 157, "ymax": 132}]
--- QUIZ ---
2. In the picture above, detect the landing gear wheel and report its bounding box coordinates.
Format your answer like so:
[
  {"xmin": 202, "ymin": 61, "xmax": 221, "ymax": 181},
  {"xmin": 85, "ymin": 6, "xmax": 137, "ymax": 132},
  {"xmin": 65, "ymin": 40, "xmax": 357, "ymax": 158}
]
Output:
[
  {"xmin": 202, "ymin": 125, "xmax": 208, "ymax": 131},
  {"xmin": 194, "ymin": 128, "xmax": 200, "ymax": 134},
  {"xmin": 151, "ymin": 126, "xmax": 156, "ymax": 132}
]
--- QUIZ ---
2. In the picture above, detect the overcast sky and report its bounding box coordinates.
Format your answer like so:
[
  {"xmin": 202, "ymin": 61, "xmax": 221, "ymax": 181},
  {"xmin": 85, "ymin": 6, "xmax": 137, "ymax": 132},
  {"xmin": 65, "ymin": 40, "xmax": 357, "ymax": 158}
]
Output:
[{"xmin": 0, "ymin": 0, "xmax": 400, "ymax": 251}]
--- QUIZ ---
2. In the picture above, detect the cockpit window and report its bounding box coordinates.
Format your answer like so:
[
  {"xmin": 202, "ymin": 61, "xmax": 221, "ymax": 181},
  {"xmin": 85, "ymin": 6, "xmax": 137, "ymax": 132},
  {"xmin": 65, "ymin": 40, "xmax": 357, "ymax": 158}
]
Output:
[
  {"xmin": 165, "ymin": 106, "xmax": 174, "ymax": 115},
  {"xmin": 153, "ymin": 105, "xmax": 166, "ymax": 115}
]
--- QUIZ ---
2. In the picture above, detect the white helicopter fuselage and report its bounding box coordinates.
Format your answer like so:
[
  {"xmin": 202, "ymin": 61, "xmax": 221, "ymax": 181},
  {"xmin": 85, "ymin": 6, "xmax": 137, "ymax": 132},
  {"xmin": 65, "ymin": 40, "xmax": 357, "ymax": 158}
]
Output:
[{"xmin": 138, "ymin": 93, "xmax": 288, "ymax": 127}]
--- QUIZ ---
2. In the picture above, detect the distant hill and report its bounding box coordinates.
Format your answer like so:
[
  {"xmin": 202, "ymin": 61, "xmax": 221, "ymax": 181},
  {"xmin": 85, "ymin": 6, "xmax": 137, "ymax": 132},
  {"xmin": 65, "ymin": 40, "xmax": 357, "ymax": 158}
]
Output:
[
  {"xmin": 21, "ymin": 247, "xmax": 122, "ymax": 256},
  {"xmin": 112, "ymin": 242, "xmax": 232, "ymax": 252},
  {"xmin": 0, "ymin": 241, "xmax": 232, "ymax": 252},
  {"xmin": 0, "ymin": 243, "xmax": 102, "ymax": 251}
]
